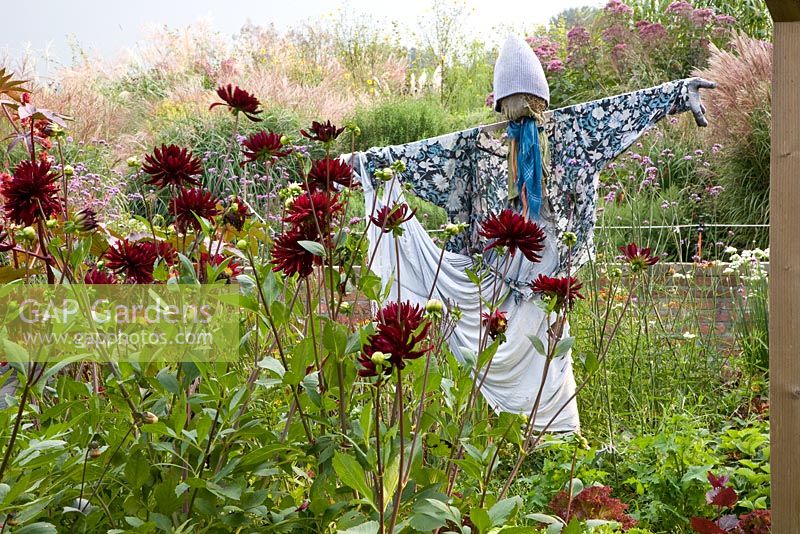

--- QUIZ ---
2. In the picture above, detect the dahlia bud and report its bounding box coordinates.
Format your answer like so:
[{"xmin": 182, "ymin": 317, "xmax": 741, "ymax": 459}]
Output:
[
  {"xmin": 126, "ymin": 156, "xmax": 141, "ymax": 168},
  {"xmin": 62, "ymin": 164, "xmax": 75, "ymax": 177},
  {"xmin": 345, "ymin": 122, "xmax": 361, "ymax": 137},
  {"xmin": 73, "ymin": 208, "xmax": 98, "ymax": 233},
  {"xmin": 425, "ymin": 298, "xmax": 445, "ymax": 319},
  {"xmin": 391, "ymin": 160, "xmax": 406, "ymax": 173},
  {"xmin": 375, "ymin": 167, "xmax": 394, "ymax": 181},
  {"xmin": 370, "ymin": 351, "xmax": 390, "ymax": 368},
  {"xmin": 280, "ymin": 135, "xmax": 291, "ymax": 146},
  {"xmin": 20, "ymin": 226, "xmax": 36, "ymax": 241},
  {"xmin": 236, "ymin": 239, "xmax": 249, "ymax": 251},
  {"xmin": 562, "ymin": 231, "xmax": 577, "ymax": 248},
  {"xmin": 141, "ymin": 411, "xmax": 159, "ymax": 424},
  {"xmin": 609, "ymin": 267, "xmax": 623, "ymax": 279},
  {"xmin": 45, "ymin": 218, "xmax": 58, "ymax": 229},
  {"xmin": 443, "ymin": 222, "xmax": 467, "ymax": 238}
]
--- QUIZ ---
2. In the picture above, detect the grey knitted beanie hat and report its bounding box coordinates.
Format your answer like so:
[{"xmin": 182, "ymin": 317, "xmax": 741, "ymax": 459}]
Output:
[{"xmin": 493, "ymin": 35, "xmax": 550, "ymax": 111}]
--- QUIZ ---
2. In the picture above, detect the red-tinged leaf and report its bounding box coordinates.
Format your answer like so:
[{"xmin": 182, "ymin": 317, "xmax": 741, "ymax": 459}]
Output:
[
  {"xmin": 707, "ymin": 471, "xmax": 729, "ymax": 489},
  {"xmin": 709, "ymin": 486, "xmax": 738, "ymax": 508},
  {"xmin": 690, "ymin": 517, "xmax": 726, "ymax": 534}
]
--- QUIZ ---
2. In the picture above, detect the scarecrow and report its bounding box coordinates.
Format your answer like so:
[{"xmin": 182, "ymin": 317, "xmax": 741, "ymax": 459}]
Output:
[{"xmin": 348, "ymin": 35, "xmax": 714, "ymax": 432}]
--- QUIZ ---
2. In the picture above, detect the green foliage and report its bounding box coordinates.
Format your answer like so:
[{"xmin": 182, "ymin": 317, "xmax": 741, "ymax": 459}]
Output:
[
  {"xmin": 709, "ymin": 106, "xmax": 771, "ymax": 251},
  {"xmin": 350, "ymin": 97, "xmax": 452, "ymax": 151}
]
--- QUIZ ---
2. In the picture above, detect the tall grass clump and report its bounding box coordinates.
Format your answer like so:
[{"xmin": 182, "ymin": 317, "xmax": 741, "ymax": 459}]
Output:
[
  {"xmin": 694, "ymin": 34, "xmax": 772, "ymax": 250},
  {"xmin": 350, "ymin": 97, "xmax": 452, "ymax": 150}
]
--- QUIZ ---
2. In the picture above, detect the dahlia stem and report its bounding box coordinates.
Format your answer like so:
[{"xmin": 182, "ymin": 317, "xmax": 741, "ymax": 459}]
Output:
[
  {"xmin": 35, "ymin": 220, "xmax": 55, "ymax": 284},
  {"xmin": 387, "ymin": 367, "xmax": 404, "ymax": 532},
  {"xmin": 425, "ymin": 236, "xmax": 449, "ymax": 302},
  {"xmin": 248, "ymin": 250, "xmax": 314, "ymax": 444},
  {"xmin": 374, "ymin": 381, "xmax": 385, "ymax": 533},
  {"xmin": 304, "ymin": 278, "xmax": 324, "ymax": 390},
  {"xmin": 0, "ymin": 372, "xmax": 32, "ymax": 483},
  {"xmin": 498, "ymin": 280, "xmax": 638, "ymax": 500},
  {"xmin": 394, "ymin": 236, "xmax": 402, "ymax": 302},
  {"xmin": 403, "ymin": 327, "xmax": 438, "ymax": 486}
]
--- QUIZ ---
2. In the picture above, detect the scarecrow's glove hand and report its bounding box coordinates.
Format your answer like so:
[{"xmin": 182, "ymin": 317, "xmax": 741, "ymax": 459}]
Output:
[{"xmin": 686, "ymin": 77, "xmax": 716, "ymax": 127}]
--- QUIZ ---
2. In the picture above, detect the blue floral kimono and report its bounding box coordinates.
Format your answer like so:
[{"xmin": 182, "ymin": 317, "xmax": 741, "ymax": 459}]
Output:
[{"xmin": 348, "ymin": 79, "xmax": 696, "ymax": 430}]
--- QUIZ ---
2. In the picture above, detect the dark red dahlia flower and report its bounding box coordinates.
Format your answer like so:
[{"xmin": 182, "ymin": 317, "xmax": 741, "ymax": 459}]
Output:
[
  {"xmin": 169, "ymin": 188, "xmax": 220, "ymax": 233},
  {"xmin": 369, "ymin": 202, "xmax": 415, "ymax": 236},
  {"xmin": 306, "ymin": 158, "xmax": 357, "ymax": 191},
  {"xmin": 104, "ymin": 239, "xmax": 159, "ymax": 284},
  {"xmin": 481, "ymin": 309, "xmax": 508, "ymax": 340},
  {"xmin": 241, "ymin": 130, "xmax": 291, "ymax": 164},
  {"xmin": 84, "ymin": 268, "xmax": 117, "ymax": 284},
  {"xmin": 142, "ymin": 144, "xmax": 202, "ymax": 188},
  {"xmin": 222, "ymin": 196, "xmax": 250, "ymax": 231},
  {"xmin": 360, "ymin": 301, "xmax": 431, "ymax": 372},
  {"xmin": 300, "ymin": 120, "xmax": 344, "ymax": 143},
  {"xmin": 1, "ymin": 160, "xmax": 61, "ymax": 225},
  {"xmin": 283, "ymin": 191, "xmax": 342, "ymax": 231},
  {"xmin": 0, "ymin": 225, "xmax": 15, "ymax": 252},
  {"xmin": 479, "ymin": 209, "xmax": 546, "ymax": 263},
  {"xmin": 271, "ymin": 229, "xmax": 318, "ymax": 278},
  {"xmin": 531, "ymin": 274, "xmax": 585, "ymax": 312},
  {"xmin": 200, "ymin": 252, "xmax": 243, "ymax": 282},
  {"xmin": 143, "ymin": 240, "xmax": 178, "ymax": 265},
  {"xmin": 618, "ymin": 242, "xmax": 659, "ymax": 272},
  {"xmin": 210, "ymin": 84, "xmax": 262, "ymax": 122}
]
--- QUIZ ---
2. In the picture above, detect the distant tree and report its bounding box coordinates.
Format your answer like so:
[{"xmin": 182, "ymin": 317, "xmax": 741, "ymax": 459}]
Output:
[{"xmin": 550, "ymin": 6, "xmax": 600, "ymax": 28}]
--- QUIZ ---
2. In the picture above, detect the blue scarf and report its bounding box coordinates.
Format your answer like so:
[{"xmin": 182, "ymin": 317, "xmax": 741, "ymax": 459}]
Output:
[{"xmin": 507, "ymin": 118, "xmax": 543, "ymax": 220}]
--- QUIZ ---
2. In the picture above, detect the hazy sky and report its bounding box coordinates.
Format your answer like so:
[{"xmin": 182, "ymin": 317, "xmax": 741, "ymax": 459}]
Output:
[{"xmin": 2, "ymin": 0, "xmax": 602, "ymax": 75}]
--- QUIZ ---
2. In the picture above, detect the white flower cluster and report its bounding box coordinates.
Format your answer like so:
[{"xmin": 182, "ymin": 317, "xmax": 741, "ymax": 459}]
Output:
[{"xmin": 721, "ymin": 247, "xmax": 769, "ymax": 280}]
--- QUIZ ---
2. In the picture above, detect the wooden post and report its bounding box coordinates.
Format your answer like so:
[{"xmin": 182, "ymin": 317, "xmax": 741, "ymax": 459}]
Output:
[{"xmin": 765, "ymin": 1, "xmax": 800, "ymax": 530}]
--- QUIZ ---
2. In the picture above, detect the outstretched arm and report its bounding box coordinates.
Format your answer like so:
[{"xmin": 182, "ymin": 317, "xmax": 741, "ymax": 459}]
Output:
[
  {"xmin": 348, "ymin": 128, "xmax": 481, "ymax": 215},
  {"xmin": 547, "ymin": 77, "xmax": 715, "ymax": 172},
  {"xmin": 543, "ymin": 77, "xmax": 714, "ymax": 274}
]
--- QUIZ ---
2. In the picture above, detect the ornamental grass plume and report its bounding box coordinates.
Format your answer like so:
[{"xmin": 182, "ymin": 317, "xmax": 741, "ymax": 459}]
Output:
[
  {"xmin": 142, "ymin": 145, "xmax": 202, "ymax": 188},
  {"xmin": 306, "ymin": 158, "xmax": 357, "ymax": 191},
  {"xmin": 358, "ymin": 301, "xmax": 431, "ymax": 376},
  {"xmin": 693, "ymin": 34, "xmax": 772, "ymax": 145},
  {"xmin": 241, "ymin": 130, "xmax": 292, "ymax": 164},
  {"xmin": 1, "ymin": 160, "xmax": 61, "ymax": 225},
  {"xmin": 479, "ymin": 209, "xmax": 546, "ymax": 263},
  {"xmin": 169, "ymin": 188, "xmax": 220, "ymax": 233},
  {"xmin": 210, "ymin": 84, "xmax": 263, "ymax": 122},
  {"xmin": 369, "ymin": 202, "xmax": 415, "ymax": 236},
  {"xmin": 531, "ymin": 274, "xmax": 585, "ymax": 312}
]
